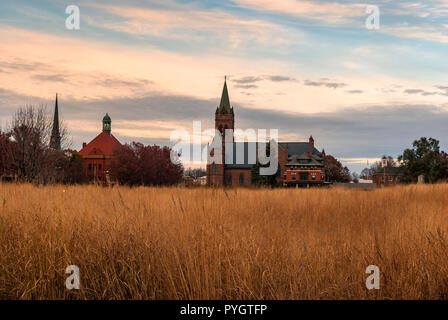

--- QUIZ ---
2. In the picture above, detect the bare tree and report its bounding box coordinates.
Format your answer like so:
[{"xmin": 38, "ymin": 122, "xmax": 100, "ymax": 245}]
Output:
[{"xmin": 8, "ymin": 105, "xmax": 69, "ymax": 183}]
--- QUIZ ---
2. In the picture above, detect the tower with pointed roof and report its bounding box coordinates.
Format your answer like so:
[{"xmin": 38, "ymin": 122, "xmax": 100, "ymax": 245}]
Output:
[
  {"xmin": 215, "ymin": 77, "xmax": 234, "ymax": 143},
  {"xmin": 50, "ymin": 93, "xmax": 61, "ymax": 150},
  {"xmin": 207, "ymin": 78, "xmax": 235, "ymax": 186},
  {"xmin": 206, "ymin": 78, "xmax": 328, "ymax": 187}
]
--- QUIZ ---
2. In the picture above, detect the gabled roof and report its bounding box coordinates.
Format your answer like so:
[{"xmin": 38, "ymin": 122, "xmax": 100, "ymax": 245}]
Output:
[
  {"xmin": 78, "ymin": 131, "xmax": 122, "ymax": 156},
  {"xmin": 286, "ymin": 152, "xmax": 323, "ymax": 166},
  {"xmin": 278, "ymin": 142, "xmax": 321, "ymax": 157}
]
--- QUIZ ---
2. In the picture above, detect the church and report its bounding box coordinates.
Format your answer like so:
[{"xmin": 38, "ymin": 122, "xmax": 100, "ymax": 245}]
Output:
[
  {"xmin": 49, "ymin": 94, "xmax": 122, "ymax": 185},
  {"xmin": 206, "ymin": 79, "xmax": 327, "ymax": 187},
  {"xmin": 78, "ymin": 114, "xmax": 122, "ymax": 185}
]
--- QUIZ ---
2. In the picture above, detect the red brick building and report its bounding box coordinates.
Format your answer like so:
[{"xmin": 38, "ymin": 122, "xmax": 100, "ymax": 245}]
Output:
[
  {"xmin": 206, "ymin": 79, "xmax": 326, "ymax": 187},
  {"xmin": 78, "ymin": 114, "xmax": 122, "ymax": 185},
  {"xmin": 371, "ymin": 167, "xmax": 403, "ymax": 187}
]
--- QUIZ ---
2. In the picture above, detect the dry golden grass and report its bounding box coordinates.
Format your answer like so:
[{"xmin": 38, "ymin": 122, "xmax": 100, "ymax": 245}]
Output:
[{"xmin": 1, "ymin": 183, "xmax": 448, "ymax": 299}]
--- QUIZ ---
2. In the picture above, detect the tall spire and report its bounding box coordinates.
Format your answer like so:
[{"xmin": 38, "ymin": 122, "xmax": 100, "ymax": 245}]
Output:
[
  {"xmin": 50, "ymin": 93, "xmax": 61, "ymax": 150},
  {"xmin": 217, "ymin": 77, "xmax": 231, "ymax": 114}
]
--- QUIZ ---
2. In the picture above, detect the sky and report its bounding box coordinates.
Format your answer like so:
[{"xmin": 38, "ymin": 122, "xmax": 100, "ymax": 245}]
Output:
[{"xmin": 0, "ymin": 0, "xmax": 447, "ymax": 173}]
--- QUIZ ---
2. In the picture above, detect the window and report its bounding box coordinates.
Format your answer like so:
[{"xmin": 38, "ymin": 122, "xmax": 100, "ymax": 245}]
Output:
[
  {"xmin": 226, "ymin": 174, "xmax": 232, "ymax": 185},
  {"xmin": 99, "ymin": 164, "xmax": 102, "ymax": 170},
  {"xmin": 300, "ymin": 172, "xmax": 308, "ymax": 181},
  {"xmin": 213, "ymin": 164, "xmax": 218, "ymax": 174},
  {"xmin": 292, "ymin": 173, "xmax": 296, "ymax": 181},
  {"xmin": 98, "ymin": 175, "xmax": 102, "ymax": 181},
  {"xmin": 239, "ymin": 174, "xmax": 244, "ymax": 185},
  {"xmin": 88, "ymin": 164, "xmax": 92, "ymax": 170},
  {"xmin": 311, "ymin": 173, "xmax": 316, "ymax": 180},
  {"xmin": 388, "ymin": 176, "xmax": 393, "ymax": 181}
]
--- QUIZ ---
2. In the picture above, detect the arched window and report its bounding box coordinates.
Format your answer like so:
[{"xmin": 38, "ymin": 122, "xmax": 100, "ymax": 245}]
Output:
[{"xmin": 239, "ymin": 173, "xmax": 244, "ymax": 185}]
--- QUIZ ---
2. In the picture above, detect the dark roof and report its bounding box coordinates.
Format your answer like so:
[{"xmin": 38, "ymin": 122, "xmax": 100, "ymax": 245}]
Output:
[
  {"xmin": 286, "ymin": 152, "xmax": 323, "ymax": 167},
  {"xmin": 373, "ymin": 166, "xmax": 403, "ymax": 175},
  {"xmin": 278, "ymin": 142, "xmax": 321, "ymax": 157},
  {"xmin": 217, "ymin": 79, "xmax": 232, "ymax": 114}
]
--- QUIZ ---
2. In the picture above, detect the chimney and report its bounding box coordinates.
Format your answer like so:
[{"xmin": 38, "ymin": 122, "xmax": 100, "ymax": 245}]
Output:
[
  {"xmin": 308, "ymin": 135, "xmax": 314, "ymax": 157},
  {"xmin": 82, "ymin": 142, "xmax": 87, "ymax": 149},
  {"xmin": 321, "ymin": 148, "xmax": 326, "ymax": 159}
]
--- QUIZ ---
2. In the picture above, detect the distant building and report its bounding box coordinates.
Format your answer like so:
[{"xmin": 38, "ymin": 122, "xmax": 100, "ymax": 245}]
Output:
[
  {"xmin": 282, "ymin": 139, "xmax": 326, "ymax": 187},
  {"xmin": 78, "ymin": 114, "xmax": 122, "ymax": 185},
  {"xmin": 206, "ymin": 79, "xmax": 327, "ymax": 187},
  {"xmin": 371, "ymin": 167, "xmax": 403, "ymax": 187},
  {"xmin": 49, "ymin": 94, "xmax": 61, "ymax": 150}
]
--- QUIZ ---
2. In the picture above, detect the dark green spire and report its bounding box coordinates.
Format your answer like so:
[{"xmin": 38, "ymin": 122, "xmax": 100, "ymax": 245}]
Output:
[
  {"xmin": 217, "ymin": 77, "xmax": 231, "ymax": 114},
  {"xmin": 50, "ymin": 93, "xmax": 61, "ymax": 150},
  {"xmin": 103, "ymin": 113, "xmax": 111, "ymax": 133}
]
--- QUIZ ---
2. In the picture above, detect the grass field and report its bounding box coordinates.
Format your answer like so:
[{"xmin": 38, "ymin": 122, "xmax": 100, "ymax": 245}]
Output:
[{"xmin": 1, "ymin": 183, "xmax": 448, "ymax": 299}]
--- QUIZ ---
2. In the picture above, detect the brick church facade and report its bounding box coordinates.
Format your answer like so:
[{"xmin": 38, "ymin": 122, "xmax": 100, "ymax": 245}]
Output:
[
  {"xmin": 206, "ymin": 79, "xmax": 327, "ymax": 187},
  {"xmin": 78, "ymin": 114, "xmax": 122, "ymax": 185}
]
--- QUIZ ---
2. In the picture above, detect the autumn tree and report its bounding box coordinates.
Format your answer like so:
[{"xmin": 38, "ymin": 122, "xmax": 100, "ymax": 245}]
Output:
[
  {"xmin": 111, "ymin": 142, "xmax": 183, "ymax": 186},
  {"xmin": 62, "ymin": 150, "xmax": 86, "ymax": 184},
  {"xmin": 1, "ymin": 105, "xmax": 70, "ymax": 183},
  {"xmin": 398, "ymin": 137, "xmax": 448, "ymax": 183},
  {"xmin": 0, "ymin": 129, "xmax": 17, "ymax": 179},
  {"xmin": 9, "ymin": 106, "xmax": 51, "ymax": 182},
  {"xmin": 324, "ymin": 154, "xmax": 351, "ymax": 183},
  {"xmin": 250, "ymin": 142, "xmax": 280, "ymax": 187}
]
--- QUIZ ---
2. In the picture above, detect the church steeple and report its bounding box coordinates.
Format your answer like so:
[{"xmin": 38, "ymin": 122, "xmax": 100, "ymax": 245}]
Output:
[
  {"xmin": 215, "ymin": 77, "xmax": 234, "ymax": 143},
  {"xmin": 50, "ymin": 93, "xmax": 61, "ymax": 150},
  {"xmin": 217, "ymin": 77, "xmax": 232, "ymax": 115},
  {"xmin": 103, "ymin": 113, "xmax": 111, "ymax": 134}
]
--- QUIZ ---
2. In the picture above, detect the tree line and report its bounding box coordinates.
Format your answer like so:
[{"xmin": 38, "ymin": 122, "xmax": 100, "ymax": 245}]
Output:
[
  {"xmin": 0, "ymin": 105, "xmax": 183, "ymax": 186},
  {"xmin": 360, "ymin": 137, "xmax": 448, "ymax": 183},
  {"xmin": 0, "ymin": 106, "xmax": 84, "ymax": 184}
]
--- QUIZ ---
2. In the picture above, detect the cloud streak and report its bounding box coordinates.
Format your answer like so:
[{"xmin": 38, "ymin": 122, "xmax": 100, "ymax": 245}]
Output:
[{"xmin": 304, "ymin": 79, "xmax": 347, "ymax": 89}]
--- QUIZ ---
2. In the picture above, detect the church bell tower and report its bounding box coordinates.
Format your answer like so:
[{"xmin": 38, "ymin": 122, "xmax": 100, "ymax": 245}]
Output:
[
  {"xmin": 207, "ymin": 77, "xmax": 235, "ymax": 186},
  {"xmin": 103, "ymin": 113, "xmax": 111, "ymax": 134},
  {"xmin": 215, "ymin": 77, "xmax": 234, "ymax": 142}
]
